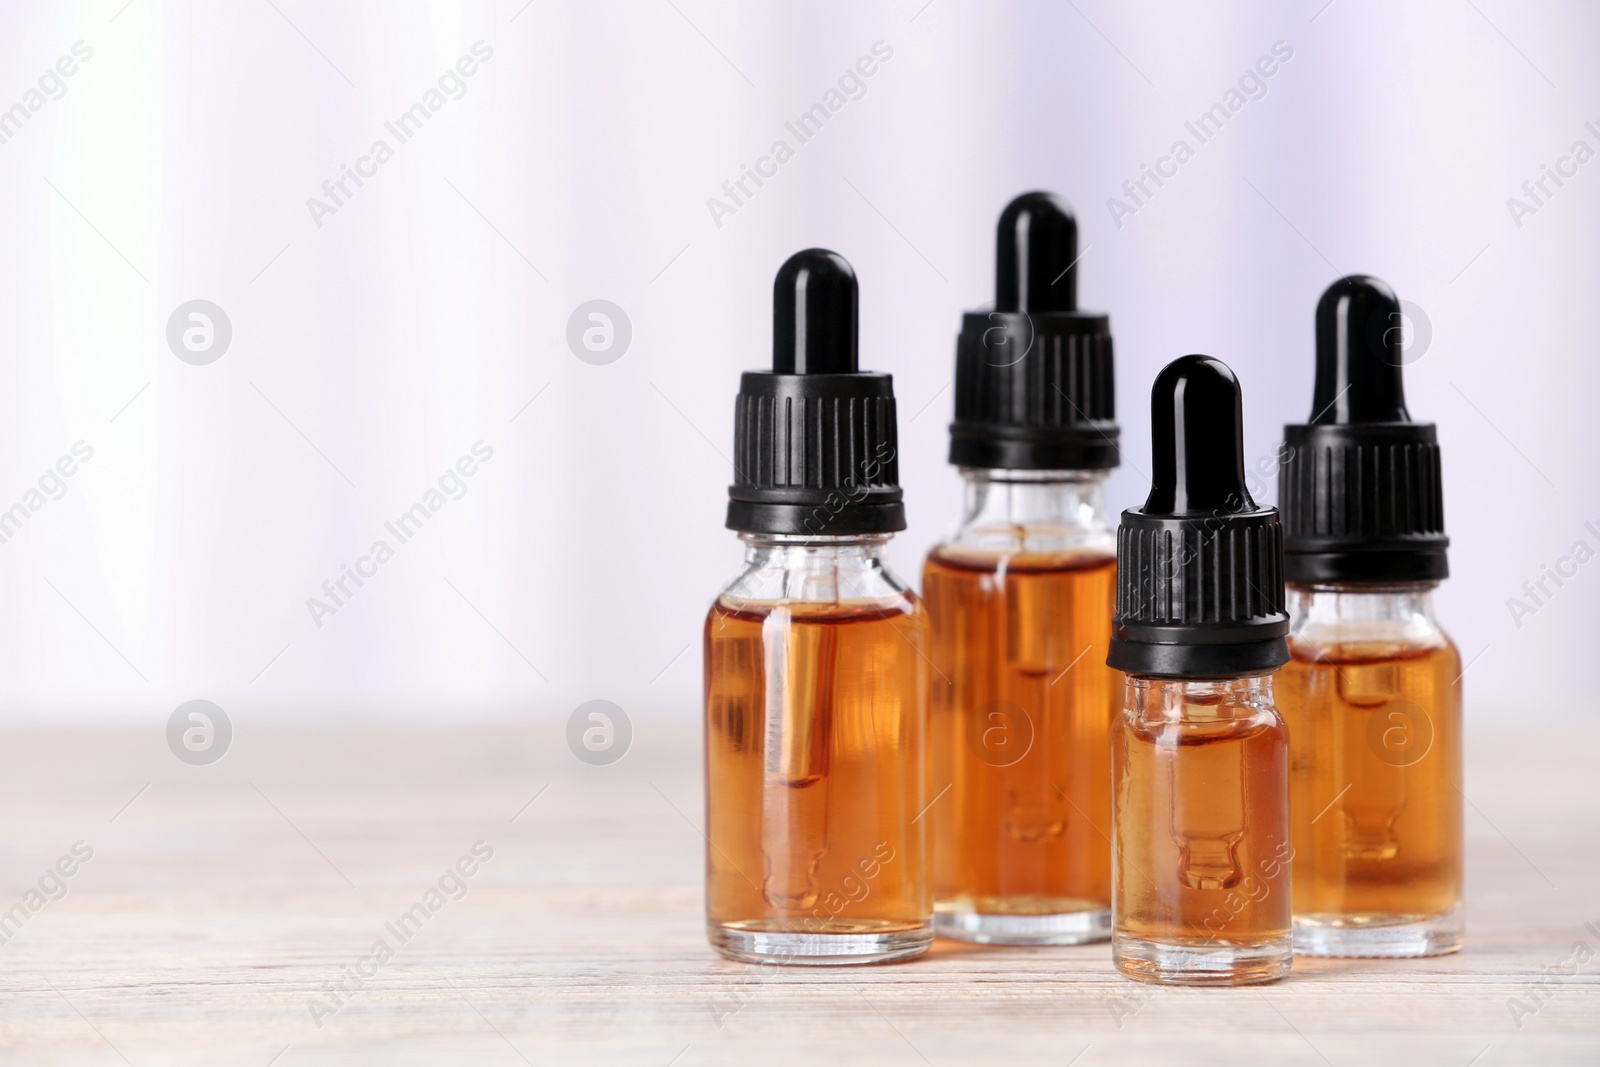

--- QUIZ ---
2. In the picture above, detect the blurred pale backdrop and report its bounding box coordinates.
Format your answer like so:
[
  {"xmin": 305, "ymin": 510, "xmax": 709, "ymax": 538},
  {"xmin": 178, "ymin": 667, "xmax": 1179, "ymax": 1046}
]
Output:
[{"xmin": 0, "ymin": 0, "xmax": 1594, "ymax": 725}]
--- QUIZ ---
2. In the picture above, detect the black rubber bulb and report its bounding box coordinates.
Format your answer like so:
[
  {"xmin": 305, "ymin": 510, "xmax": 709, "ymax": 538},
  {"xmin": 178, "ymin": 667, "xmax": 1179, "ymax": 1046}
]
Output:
[
  {"xmin": 772, "ymin": 248, "xmax": 858, "ymax": 374},
  {"xmin": 1311, "ymin": 275, "xmax": 1411, "ymax": 424},
  {"xmin": 995, "ymin": 191, "xmax": 1078, "ymax": 313},
  {"xmin": 1145, "ymin": 355, "xmax": 1254, "ymax": 515}
]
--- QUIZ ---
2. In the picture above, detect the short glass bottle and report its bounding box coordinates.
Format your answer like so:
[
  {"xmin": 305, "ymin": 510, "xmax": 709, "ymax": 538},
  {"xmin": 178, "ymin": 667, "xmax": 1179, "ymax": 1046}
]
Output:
[
  {"xmin": 1112, "ymin": 673, "xmax": 1293, "ymax": 984},
  {"xmin": 1279, "ymin": 582, "xmax": 1464, "ymax": 957},
  {"xmin": 1107, "ymin": 354, "xmax": 1294, "ymax": 986},
  {"xmin": 924, "ymin": 468, "xmax": 1117, "ymax": 944},
  {"xmin": 704, "ymin": 533, "xmax": 932, "ymax": 965}
]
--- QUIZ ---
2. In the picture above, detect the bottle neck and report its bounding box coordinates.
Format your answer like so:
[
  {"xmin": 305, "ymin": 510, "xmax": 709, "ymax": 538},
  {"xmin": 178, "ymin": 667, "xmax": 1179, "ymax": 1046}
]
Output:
[
  {"xmin": 948, "ymin": 468, "xmax": 1112, "ymax": 555},
  {"xmin": 1125, "ymin": 673, "xmax": 1277, "ymax": 720}
]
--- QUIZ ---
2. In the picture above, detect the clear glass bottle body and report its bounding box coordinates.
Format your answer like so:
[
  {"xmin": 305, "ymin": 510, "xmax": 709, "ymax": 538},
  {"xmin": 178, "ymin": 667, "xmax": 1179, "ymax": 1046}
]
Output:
[
  {"xmin": 703, "ymin": 533, "xmax": 932, "ymax": 964},
  {"xmin": 1112, "ymin": 673, "xmax": 1293, "ymax": 985},
  {"xmin": 922, "ymin": 469, "xmax": 1118, "ymax": 944},
  {"xmin": 1279, "ymin": 582, "xmax": 1464, "ymax": 957}
]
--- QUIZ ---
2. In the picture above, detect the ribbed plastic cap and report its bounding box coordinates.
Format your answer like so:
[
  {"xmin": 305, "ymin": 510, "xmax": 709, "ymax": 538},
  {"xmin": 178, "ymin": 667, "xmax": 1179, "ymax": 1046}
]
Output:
[
  {"xmin": 1108, "ymin": 356, "xmax": 1289, "ymax": 678},
  {"xmin": 949, "ymin": 192, "xmax": 1118, "ymax": 471},
  {"xmin": 726, "ymin": 249, "xmax": 905, "ymax": 536},
  {"xmin": 1279, "ymin": 276, "xmax": 1448, "ymax": 583}
]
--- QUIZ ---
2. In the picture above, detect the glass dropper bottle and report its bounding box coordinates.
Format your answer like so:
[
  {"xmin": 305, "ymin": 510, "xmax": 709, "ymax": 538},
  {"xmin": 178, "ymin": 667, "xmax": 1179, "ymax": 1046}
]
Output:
[
  {"xmin": 923, "ymin": 191, "xmax": 1121, "ymax": 945},
  {"xmin": 1277, "ymin": 275, "xmax": 1463, "ymax": 957},
  {"xmin": 1107, "ymin": 355, "xmax": 1294, "ymax": 985},
  {"xmin": 703, "ymin": 249, "xmax": 932, "ymax": 965}
]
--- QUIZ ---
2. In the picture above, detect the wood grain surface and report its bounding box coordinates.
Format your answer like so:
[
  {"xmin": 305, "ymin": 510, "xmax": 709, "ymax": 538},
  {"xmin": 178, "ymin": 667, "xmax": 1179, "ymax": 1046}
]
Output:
[{"xmin": 0, "ymin": 713, "xmax": 1594, "ymax": 1066}]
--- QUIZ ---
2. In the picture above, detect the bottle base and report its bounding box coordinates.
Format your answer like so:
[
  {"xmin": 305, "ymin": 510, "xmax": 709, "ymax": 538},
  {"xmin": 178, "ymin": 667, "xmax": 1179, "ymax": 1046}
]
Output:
[
  {"xmin": 1293, "ymin": 906, "xmax": 1463, "ymax": 958},
  {"xmin": 708, "ymin": 921, "xmax": 933, "ymax": 966},
  {"xmin": 1113, "ymin": 932, "xmax": 1292, "ymax": 986},
  {"xmin": 935, "ymin": 902, "xmax": 1111, "ymax": 945}
]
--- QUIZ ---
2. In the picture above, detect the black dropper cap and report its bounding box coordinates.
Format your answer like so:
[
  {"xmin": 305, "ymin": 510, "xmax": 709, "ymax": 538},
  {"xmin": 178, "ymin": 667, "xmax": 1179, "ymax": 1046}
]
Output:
[
  {"xmin": 1279, "ymin": 276, "xmax": 1448, "ymax": 583},
  {"xmin": 948, "ymin": 192, "xmax": 1118, "ymax": 471},
  {"xmin": 1108, "ymin": 356, "xmax": 1289, "ymax": 678},
  {"xmin": 726, "ymin": 249, "xmax": 905, "ymax": 536}
]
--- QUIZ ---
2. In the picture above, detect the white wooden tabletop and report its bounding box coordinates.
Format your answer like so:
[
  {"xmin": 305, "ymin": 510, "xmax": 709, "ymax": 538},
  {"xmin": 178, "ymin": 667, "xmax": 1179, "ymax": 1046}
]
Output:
[{"xmin": 0, "ymin": 713, "xmax": 1594, "ymax": 1066}]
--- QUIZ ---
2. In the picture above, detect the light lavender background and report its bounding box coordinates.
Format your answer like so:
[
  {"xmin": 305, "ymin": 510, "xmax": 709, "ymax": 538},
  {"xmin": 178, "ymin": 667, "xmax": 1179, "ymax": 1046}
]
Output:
[{"xmin": 0, "ymin": 0, "xmax": 1593, "ymax": 725}]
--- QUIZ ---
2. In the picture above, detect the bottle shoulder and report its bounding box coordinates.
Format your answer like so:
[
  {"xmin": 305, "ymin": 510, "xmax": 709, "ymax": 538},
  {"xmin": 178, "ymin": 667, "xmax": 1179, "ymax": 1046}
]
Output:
[
  {"xmin": 1288, "ymin": 612, "xmax": 1455, "ymax": 662},
  {"xmin": 1121, "ymin": 707, "xmax": 1286, "ymax": 746},
  {"xmin": 942, "ymin": 473, "xmax": 1114, "ymax": 559},
  {"xmin": 1287, "ymin": 628, "xmax": 1456, "ymax": 662},
  {"xmin": 1118, "ymin": 674, "xmax": 1285, "ymax": 736},
  {"xmin": 1119, "ymin": 696, "xmax": 1285, "ymax": 744},
  {"xmin": 1286, "ymin": 584, "xmax": 1453, "ymax": 660},
  {"xmin": 711, "ymin": 542, "xmax": 923, "ymax": 620},
  {"xmin": 927, "ymin": 531, "xmax": 1115, "ymax": 572},
  {"xmin": 708, "ymin": 594, "xmax": 923, "ymax": 627}
]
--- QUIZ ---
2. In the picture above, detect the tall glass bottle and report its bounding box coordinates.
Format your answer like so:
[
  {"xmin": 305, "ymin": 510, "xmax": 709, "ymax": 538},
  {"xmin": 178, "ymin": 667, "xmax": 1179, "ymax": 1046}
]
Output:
[
  {"xmin": 1278, "ymin": 276, "xmax": 1463, "ymax": 957},
  {"xmin": 924, "ymin": 192, "xmax": 1121, "ymax": 945},
  {"xmin": 1108, "ymin": 356, "xmax": 1293, "ymax": 986},
  {"xmin": 704, "ymin": 249, "xmax": 931, "ymax": 965}
]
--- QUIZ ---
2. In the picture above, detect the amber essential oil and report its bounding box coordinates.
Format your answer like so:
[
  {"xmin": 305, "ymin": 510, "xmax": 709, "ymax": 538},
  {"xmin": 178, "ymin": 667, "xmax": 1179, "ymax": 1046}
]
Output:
[
  {"xmin": 1280, "ymin": 598, "xmax": 1463, "ymax": 954},
  {"xmin": 925, "ymin": 491, "xmax": 1118, "ymax": 943},
  {"xmin": 1113, "ymin": 675, "xmax": 1292, "ymax": 983},
  {"xmin": 705, "ymin": 542, "xmax": 931, "ymax": 963}
]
